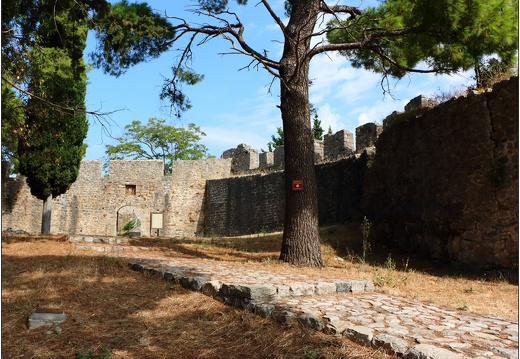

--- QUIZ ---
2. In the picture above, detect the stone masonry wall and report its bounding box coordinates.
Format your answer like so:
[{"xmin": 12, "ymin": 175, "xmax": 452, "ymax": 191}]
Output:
[
  {"xmin": 362, "ymin": 78, "xmax": 518, "ymax": 269},
  {"xmin": 204, "ymin": 77, "xmax": 518, "ymax": 269},
  {"xmin": 204, "ymin": 172, "xmax": 285, "ymax": 236},
  {"xmin": 205, "ymin": 153, "xmax": 371, "ymax": 236},
  {"xmin": 2, "ymin": 158, "xmax": 232, "ymax": 237}
]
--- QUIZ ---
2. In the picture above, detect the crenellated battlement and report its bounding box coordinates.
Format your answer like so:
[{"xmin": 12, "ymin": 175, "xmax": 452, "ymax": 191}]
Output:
[{"xmin": 219, "ymin": 93, "xmax": 435, "ymax": 174}]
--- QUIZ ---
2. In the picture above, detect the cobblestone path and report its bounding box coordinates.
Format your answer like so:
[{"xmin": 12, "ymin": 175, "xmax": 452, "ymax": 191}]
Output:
[{"xmin": 74, "ymin": 240, "xmax": 518, "ymax": 359}]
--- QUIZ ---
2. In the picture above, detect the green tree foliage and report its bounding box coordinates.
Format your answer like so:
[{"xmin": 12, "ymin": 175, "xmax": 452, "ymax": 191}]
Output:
[
  {"xmin": 159, "ymin": 0, "xmax": 517, "ymax": 266},
  {"xmin": 312, "ymin": 116, "xmax": 324, "ymax": 141},
  {"xmin": 1, "ymin": 0, "xmax": 180, "ymax": 167},
  {"xmin": 16, "ymin": 0, "xmax": 89, "ymax": 234},
  {"xmin": 474, "ymin": 57, "xmax": 518, "ymax": 89},
  {"xmin": 265, "ymin": 105, "xmax": 323, "ymax": 151},
  {"xmin": 326, "ymin": 0, "xmax": 518, "ymax": 80},
  {"xmin": 265, "ymin": 127, "xmax": 285, "ymax": 152},
  {"xmin": 90, "ymin": 0, "xmax": 176, "ymax": 77},
  {"xmin": 1, "ymin": 81, "xmax": 24, "ymax": 169},
  {"xmin": 311, "ymin": 106, "xmax": 324, "ymax": 141},
  {"xmin": 160, "ymin": 68, "xmax": 205, "ymax": 119},
  {"xmin": 105, "ymin": 118, "xmax": 211, "ymax": 175}
]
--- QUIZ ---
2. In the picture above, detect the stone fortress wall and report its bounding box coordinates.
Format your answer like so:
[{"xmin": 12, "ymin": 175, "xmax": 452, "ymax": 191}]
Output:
[
  {"xmin": 2, "ymin": 77, "xmax": 518, "ymax": 270},
  {"xmin": 2, "ymin": 158, "xmax": 233, "ymax": 238}
]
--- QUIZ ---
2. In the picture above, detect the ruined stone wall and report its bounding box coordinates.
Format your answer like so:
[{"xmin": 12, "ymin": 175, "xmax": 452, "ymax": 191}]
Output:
[
  {"xmin": 2, "ymin": 158, "xmax": 232, "ymax": 237},
  {"xmin": 203, "ymin": 77, "xmax": 518, "ymax": 269},
  {"xmin": 362, "ymin": 78, "xmax": 518, "ymax": 269},
  {"xmin": 2, "ymin": 174, "xmax": 47, "ymax": 235}
]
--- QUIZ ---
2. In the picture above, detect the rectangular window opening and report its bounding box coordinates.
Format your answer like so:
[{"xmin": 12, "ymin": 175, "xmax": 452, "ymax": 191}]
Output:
[{"xmin": 125, "ymin": 184, "xmax": 136, "ymax": 196}]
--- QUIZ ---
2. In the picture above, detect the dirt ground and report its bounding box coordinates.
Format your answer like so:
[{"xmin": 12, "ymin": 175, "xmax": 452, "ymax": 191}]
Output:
[{"xmin": 2, "ymin": 226, "xmax": 517, "ymax": 358}]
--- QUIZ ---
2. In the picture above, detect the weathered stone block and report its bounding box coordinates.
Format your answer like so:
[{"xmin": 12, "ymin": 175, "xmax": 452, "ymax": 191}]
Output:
[
  {"xmin": 27, "ymin": 308, "xmax": 67, "ymax": 329},
  {"xmin": 273, "ymin": 146, "xmax": 284, "ymax": 170},
  {"xmin": 404, "ymin": 95, "xmax": 434, "ymax": 112},
  {"xmin": 254, "ymin": 303, "xmax": 275, "ymax": 318},
  {"xmin": 289, "ymin": 283, "xmax": 315, "ymax": 297},
  {"xmin": 372, "ymin": 333, "xmax": 409, "ymax": 356},
  {"xmin": 404, "ymin": 344, "xmax": 465, "ymax": 359},
  {"xmin": 259, "ymin": 151, "xmax": 274, "ymax": 169},
  {"xmin": 221, "ymin": 284, "xmax": 276, "ymax": 301},
  {"xmin": 355, "ymin": 122, "xmax": 382, "ymax": 153},
  {"xmin": 324, "ymin": 130, "xmax": 354, "ymax": 160},
  {"xmin": 222, "ymin": 144, "xmax": 258, "ymax": 173},
  {"xmin": 201, "ymin": 280, "xmax": 222, "ymax": 297},
  {"xmin": 343, "ymin": 325, "xmax": 374, "ymax": 347},
  {"xmin": 298, "ymin": 313, "xmax": 325, "ymax": 331},
  {"xmin": 315, "ymin": 282, "xmax": 336, "ymax": 295},
  {"xmin": 272, "ymin": 310, "xmax": 298, "ymax": 325}
]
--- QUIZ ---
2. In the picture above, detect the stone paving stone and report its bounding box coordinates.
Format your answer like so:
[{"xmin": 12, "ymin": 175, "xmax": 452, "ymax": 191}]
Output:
[{"xmin": 76, "ymin": 244, "xmax": 518, "ymax": 359}]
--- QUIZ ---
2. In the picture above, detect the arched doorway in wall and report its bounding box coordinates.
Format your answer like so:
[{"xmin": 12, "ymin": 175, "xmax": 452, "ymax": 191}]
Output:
[{"xmin": 116, "ymin": 205, "xmax": 142, "ymax": 236}]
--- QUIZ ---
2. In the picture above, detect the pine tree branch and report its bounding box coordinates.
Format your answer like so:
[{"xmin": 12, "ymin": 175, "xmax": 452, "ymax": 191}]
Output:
[{"xmin": 2, "ymin": 74, "xmax": 124, "ymax": 138}]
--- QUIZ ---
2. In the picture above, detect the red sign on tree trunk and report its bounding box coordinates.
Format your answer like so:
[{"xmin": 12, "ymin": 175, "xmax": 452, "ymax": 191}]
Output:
[{"xmin": 292, "ymin": 180, "xmax": 303, "ymax": 191}]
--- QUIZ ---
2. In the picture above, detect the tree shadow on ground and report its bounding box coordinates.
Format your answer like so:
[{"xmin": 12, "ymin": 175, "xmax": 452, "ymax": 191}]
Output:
[
  {"xmin": 320, "ymin": 223, "xmax": 519, "ymax": 285},
  {"xmin": 2, "ymin": 240, "xmax": 387, "ymax": 359}
]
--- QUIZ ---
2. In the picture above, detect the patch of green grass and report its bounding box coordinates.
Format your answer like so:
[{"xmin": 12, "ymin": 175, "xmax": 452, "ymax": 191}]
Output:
[
  {"xmin": 373, "ymin": 254, "xmax": 412, "ymax": 288},
  {"xmin": 302, "ymin": 351, "xmax": 318, "ymax": 359},
  {"xmin": 75, "ymin": 347, "xmax": 113, "ymax": 359}
]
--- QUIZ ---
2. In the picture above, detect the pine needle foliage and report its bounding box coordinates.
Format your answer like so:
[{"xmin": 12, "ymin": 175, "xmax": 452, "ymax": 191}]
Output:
[{"xmin": 327, "ymin": 0, "xmax": 518, "ymax": 79}]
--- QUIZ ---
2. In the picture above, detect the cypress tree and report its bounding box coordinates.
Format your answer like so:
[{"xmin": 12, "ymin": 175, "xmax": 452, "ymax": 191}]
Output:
[{"xmin": 18, "ymin": 0, "xmax": 89, "ymax": 234}]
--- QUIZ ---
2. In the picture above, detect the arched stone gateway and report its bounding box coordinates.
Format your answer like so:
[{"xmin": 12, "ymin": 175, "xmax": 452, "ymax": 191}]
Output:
[{"xmin": 116, "ymin": 205, "xmax": 142, "ymax": 236}]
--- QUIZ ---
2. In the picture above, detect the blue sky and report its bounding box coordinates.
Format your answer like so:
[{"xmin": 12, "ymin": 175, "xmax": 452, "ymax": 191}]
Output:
[{"xmin": 83, "ymin": 0, "xmax": 474, "ymax": 160}]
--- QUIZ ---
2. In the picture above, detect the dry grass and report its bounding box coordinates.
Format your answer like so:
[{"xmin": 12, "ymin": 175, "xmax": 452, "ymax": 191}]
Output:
[
  {"xmin": 127, "ymin": 223, "xmax": 518, "ymax": 320},
  {"xmin": 2, "ymin": 224, "xmax": 517, "ymax": 358},
  {"xmin": 2, "ymin": 235, "xmax": 389, "ymax": 359}
]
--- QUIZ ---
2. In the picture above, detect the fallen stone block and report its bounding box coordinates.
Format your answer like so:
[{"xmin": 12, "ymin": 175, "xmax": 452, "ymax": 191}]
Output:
[{"xmin": 27, "ymin": 308, "xmax": 66, "ymax": 329}]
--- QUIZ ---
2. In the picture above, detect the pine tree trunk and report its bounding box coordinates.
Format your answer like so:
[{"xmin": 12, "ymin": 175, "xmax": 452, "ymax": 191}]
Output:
[
  {"xmin": 278, "ymin": 0, "xmax": 323, "ymax": 267},
  {"xmin": 41, "ymin": 194, "xmax": 52, "ymax": 235}
]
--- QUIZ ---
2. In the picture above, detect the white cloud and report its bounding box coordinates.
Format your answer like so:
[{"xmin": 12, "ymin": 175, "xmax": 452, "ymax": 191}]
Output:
[
  {"xmin": 199, "ymin": 87, "xmax": 282, "ymax": 155},
  {"xmin": 354, "ymin": 99, "xmax": 407, "ymax": 127},
  {"xmin": 315, "ymin": 103, "xmax": 343, "ymax": 133},
  {"xmin": 202, "ymin": 126, "xmax": 270, "ymax": 155},
  {"xmin": 309, "ymin": 53, "xmax": 387, "ymax": 108}
]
